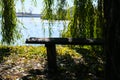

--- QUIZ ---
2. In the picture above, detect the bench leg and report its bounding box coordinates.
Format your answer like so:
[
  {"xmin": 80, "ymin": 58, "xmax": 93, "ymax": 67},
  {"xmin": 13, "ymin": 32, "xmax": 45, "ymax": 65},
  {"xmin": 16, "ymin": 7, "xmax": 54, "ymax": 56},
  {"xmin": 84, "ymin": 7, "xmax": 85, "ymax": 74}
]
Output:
[{"xmin": 45, "ymin": 44, "xmax": 57, "ymax": 72}]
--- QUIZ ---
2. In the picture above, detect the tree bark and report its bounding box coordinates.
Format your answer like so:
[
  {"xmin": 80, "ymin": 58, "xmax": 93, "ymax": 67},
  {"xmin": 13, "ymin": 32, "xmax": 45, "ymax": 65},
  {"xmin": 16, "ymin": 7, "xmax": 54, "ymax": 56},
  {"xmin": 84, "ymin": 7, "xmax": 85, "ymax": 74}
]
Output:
[{"xmin": 104, "ymin": 0, "xmax": 120, "ymax": 80}]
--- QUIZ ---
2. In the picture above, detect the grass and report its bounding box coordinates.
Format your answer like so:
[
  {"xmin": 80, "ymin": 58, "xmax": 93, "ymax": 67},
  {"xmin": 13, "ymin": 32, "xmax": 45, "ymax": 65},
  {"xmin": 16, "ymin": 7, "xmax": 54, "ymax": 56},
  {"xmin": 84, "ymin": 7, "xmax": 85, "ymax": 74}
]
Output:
[{"xmin": 0, "ymin": 45, "xmax": 104, "ymax": 80}]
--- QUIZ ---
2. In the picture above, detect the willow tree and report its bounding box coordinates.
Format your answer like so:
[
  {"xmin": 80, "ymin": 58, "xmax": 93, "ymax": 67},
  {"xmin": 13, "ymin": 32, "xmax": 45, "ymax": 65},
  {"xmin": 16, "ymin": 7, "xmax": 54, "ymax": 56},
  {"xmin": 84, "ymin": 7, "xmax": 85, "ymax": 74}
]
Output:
[
  {"xmin": 59, "ymin": 0, "xmax": 103, "ymax": 39},
  {"xmin": 1, "ymin": 0, "xmax": 20, "ymax": 45},
  {"xmin": 0, "ymin": 0, "xmax": 37, "ymax": 45},
  {"xmin": 96, "ymin": 0, "xmax": 104, "ymax": 38},
  {"xmin": 0, "ymin": 1, "xmax": 2, "ymax": 15}
]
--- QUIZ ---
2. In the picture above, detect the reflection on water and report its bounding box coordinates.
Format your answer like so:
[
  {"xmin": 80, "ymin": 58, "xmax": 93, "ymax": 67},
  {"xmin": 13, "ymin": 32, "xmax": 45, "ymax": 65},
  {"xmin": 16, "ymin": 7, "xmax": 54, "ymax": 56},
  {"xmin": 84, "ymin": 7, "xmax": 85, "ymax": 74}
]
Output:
[{"xmin": 0, "ymin": 17, "xmax": 69, "ymax": 45}]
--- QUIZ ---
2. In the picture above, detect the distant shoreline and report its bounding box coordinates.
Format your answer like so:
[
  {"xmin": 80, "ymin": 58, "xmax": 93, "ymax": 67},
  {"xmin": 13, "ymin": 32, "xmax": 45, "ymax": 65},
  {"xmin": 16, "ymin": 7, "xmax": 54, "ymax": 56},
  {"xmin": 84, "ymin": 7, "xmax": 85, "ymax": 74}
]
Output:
[
  {"xmin": 16, "ymin": 13, "xmax": 41, "ymax": 17},
  {"xmin": 0, "ymin": 13, "xmax": 42, "ymax": 18}
]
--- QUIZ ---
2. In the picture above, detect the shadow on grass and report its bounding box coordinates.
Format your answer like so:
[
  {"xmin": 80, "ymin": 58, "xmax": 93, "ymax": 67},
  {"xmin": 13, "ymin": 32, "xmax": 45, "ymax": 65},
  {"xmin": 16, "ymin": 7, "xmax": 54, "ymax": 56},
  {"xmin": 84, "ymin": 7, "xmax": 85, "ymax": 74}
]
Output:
[
  {"xmin": 20, "ymin": 48, "xmax": 104, "ymax": 80},
  {"xmin": 0, "ymin": 46, "xmax": 14, "ymax": 80},
  {"xmin": 74, "ymin": 47, "xmax": 105, "ymax": 80},
  {"xmin": 0, "ymin": 46, "xmax": 11, "ymax": 63}
]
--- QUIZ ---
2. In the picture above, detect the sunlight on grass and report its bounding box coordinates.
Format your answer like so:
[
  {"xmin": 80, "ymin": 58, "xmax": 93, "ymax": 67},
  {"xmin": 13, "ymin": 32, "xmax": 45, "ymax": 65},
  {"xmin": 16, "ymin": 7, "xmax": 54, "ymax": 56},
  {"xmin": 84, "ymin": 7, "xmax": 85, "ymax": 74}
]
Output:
[{"xmin": 57, "ymin": 45, "xmax": 82, "ymax": 58}]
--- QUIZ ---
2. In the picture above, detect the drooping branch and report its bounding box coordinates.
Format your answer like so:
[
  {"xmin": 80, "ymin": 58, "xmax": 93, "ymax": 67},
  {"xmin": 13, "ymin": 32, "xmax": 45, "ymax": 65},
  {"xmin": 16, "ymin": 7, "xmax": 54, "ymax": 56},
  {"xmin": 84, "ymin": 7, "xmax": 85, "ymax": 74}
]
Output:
[
  {"xmin": 42, "ymin": 0, "xmax": 54, "ymax": 20},
  {"xmin": 56, "ymin": 0, "xmax": 67, "ymax": 20},
  {"xmin": 69, "ymin": 0, "xmax": 96, "ymax": 38},
  {"xmin": 1, "ymin": 0, "xmax": 20, "ymax": 45}
]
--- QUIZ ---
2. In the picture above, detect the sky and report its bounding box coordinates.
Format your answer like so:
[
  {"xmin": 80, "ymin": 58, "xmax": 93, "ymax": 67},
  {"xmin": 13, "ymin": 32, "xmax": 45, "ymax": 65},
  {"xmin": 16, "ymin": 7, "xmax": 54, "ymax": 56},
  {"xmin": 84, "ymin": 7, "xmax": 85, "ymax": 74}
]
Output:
[
  {"xmin": 15, "ymin": 0, "xmax": 73, "ymax": 14},
  {"xmin": 15, "ymin": 0, "xmax": 43, "ymax": 14}
]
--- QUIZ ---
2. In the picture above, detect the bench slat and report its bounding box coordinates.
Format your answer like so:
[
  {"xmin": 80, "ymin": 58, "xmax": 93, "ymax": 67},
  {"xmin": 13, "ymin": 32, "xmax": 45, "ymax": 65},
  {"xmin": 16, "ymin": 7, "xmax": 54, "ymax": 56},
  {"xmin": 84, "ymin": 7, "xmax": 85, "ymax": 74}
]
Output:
[{"xmin": 26, "ymin": 37, "xmax": 103, "ymax": 45}]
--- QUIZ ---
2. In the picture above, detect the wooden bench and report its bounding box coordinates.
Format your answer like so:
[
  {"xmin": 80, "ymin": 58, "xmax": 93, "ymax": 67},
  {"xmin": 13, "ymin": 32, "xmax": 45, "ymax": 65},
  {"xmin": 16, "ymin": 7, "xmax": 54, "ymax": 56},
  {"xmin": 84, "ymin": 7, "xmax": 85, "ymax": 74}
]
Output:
[{"xmin": 25, "ymin": 37, "xmax": 103, "ymax": 72}]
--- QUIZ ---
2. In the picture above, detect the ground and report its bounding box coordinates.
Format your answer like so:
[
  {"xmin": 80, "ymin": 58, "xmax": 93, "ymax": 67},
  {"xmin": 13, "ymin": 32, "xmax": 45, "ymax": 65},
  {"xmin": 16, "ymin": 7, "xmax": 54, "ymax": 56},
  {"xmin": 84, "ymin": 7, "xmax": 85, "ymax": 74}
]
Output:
[
  {"xmin": 0, "ymin": 46, "xmax": 104, "ymax": 80},
  {"xmin": 0, "ymin": 54, "xmax": 82, "ymax": 80}
]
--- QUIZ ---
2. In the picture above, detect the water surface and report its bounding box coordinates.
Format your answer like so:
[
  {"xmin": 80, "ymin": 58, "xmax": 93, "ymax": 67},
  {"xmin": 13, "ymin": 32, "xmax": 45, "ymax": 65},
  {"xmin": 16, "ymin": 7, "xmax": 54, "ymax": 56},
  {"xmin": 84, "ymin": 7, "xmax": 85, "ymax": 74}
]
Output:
[{"xmin": 0, "ymin": 17, "xmax": 69, "ymax": 45}]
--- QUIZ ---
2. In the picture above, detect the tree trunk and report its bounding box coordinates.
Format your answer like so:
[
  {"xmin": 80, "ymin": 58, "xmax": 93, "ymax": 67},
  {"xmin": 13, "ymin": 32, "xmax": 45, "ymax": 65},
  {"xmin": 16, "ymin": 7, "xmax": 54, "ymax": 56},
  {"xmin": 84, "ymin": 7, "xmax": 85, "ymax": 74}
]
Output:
[{"xmin": 104, "ymin": 0, "xmax": 120, "ymax": 80}]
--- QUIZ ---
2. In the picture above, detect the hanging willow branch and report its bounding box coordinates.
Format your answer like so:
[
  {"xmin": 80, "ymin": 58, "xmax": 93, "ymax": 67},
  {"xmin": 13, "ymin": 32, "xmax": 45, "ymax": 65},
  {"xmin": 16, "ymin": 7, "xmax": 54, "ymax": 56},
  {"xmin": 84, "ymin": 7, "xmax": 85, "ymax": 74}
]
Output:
[
  {"xmin": 62, "ymin": 0, "xmax": 97, "ymax": 38},
  {"xmin": 42, "ymin": 0, "xmax": 54, "ymax": 20},
  {"xmin": 56, "ymin": 0, "xmax": 67, "ymax": 20},
  {"xmin": 1, "ymin": 0, "xmax": 20, "ymax": 45},
  {"xmin": 70, "ymin": 0, "xmax": 88, "ymax": 38},
  {"xmin": 42, "ymin": 0, "xmax": 54, "ymax": 36},
  {"xmin": 42, "ymin": 0, "xmax": 68, "ymax": 36}
]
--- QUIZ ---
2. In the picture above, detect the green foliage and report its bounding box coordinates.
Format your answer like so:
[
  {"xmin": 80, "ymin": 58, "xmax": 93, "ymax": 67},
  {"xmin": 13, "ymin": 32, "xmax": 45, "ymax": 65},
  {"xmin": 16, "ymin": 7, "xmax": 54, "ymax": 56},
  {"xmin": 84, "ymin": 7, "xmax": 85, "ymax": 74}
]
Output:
[
  {"xmin": 42, "ymin": 0, "xmax": 54, "ymax": 20},
  {"xmin": 1, "ymin": 0, "xmax": 21, "ymax": 45},
  {"xmin": 61, "ymin": 0, "xmax": 104, "ymax": 39},
  {"xmin": 62, "ymin": 0, "xmax": 96, "ymax": 38},
  {"xmin": 0, "ymin": 1, "xmax": 2, "ymax": 15},
  {"xmin": 0, "ymin": 45, "xmax": 80, "ymax": 60},
  {"xmin": 66, "ymin": 6, "xmax": 74, "ymax": 20},
  {"xmin": 8, "ymin": 46, "xmax": 46, "ymax": 59},
  {"xmin": 57, "ymin": 46, "xmax": 81, "ymax": 58},
  {"xmin": 56, "ymin": 0, "xmax": 67, "ymax": 20},
  {"xmin": 96, "ymin": 0, "xmax": 104, "ymax": 38},
  {"xmin": 41, "ymin": 0, "xmax": 69, "ymax": 20}
]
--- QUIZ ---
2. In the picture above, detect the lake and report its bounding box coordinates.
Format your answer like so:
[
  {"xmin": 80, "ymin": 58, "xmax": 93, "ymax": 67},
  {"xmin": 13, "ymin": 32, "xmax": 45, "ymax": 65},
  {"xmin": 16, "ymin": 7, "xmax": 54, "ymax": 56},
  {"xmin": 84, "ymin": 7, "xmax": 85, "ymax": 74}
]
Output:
[{"xmin": 0, "ymin": 17, "xmax": 69, "ymax": 45}]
